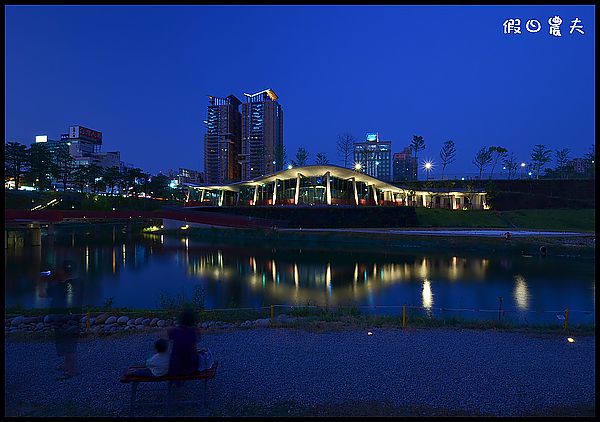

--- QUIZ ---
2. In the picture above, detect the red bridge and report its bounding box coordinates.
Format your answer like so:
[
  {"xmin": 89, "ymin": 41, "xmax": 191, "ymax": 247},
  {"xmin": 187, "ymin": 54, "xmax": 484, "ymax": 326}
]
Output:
[{"xmin": 4, "ymin": 208, "xmax": 282, "ymax": 229}]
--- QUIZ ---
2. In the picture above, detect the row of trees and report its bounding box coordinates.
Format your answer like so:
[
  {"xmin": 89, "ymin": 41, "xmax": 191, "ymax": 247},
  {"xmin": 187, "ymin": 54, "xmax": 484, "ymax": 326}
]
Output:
[{"xmin": 5, "ymin": 141, "xmax": 176, "ymax": 198}]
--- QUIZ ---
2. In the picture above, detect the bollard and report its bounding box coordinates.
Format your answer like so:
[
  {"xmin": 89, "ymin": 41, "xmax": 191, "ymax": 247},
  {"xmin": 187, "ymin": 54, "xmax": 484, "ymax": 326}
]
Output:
[
  {"xmin": 564, "ymin": 308, "xmax": 569, "ymax": 331},
  {"xmin": 86, "ymin": 310, "xmax": 91, "ymax": 335},
  {"xmin": 270, "ymin": 304, "xmax": 274, "ymax": 322},
  {"xmin": 402, "ymin": 305, "xmax": 406, "ymax": 328}
]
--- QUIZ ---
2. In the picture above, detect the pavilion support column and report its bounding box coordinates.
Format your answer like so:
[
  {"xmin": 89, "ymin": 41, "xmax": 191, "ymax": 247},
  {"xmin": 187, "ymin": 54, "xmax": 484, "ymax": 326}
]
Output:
[
  {"xmin": 185, "ymin": 188, "xmax": 191, "ymax": 203},
  {"xmin": 235, "ymin": 191, "xmax": 240, "ymax": 206},
  {"xmin": 294, "ymin": 173, "xmax": 301, "ymax": 205},
  {"xmin": 218, "ymin": 190, "xmax": 224, "ymax": 207},
  {"xmin": 372, "ymin": 185, "xmax": 379, "ymax": 206},
  {"xmin": 325, "ymin": 172, "xmax": 331, "ymax": 205},
  {"xmin": 200, "ymin": 189, "xmax": 205, "ymax": 203},
  {"xmin": 452, "ymin": 195, "xmax": 457, "ymax": 210},
  {"xmin": 253, "ymin": 186, "xmax": 258, "ymax": 206},
  {"xmin": 272, "ymin": 179, "xmax": 278, "ymax": 206},
  {"xmin": 352, "ymin": 178, "xmax": 358, "ymax": 206}
]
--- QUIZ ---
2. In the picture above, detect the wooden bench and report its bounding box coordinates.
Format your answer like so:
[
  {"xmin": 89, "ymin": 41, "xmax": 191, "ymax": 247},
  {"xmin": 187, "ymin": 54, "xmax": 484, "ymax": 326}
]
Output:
[{"xmin": 120, "ymin": 361, "xmax": 219, "ymax": 413}]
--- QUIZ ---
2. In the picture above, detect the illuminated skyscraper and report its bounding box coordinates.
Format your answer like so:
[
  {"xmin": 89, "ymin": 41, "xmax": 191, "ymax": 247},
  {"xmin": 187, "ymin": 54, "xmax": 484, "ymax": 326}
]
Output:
[
  {"xmin": 204, "ymin": 94, "xmax": 242, "ymax": 184},
  {"xmin": 393, "ymin": 147, "xmax": 418, "ymax": 181},
  {"xmin": 240, "ymin": 89, "xmax": 283, "ymax": 180},
  {"xmin": 353, "ymin": 132, "xmax": 392, "ymax": 181}
]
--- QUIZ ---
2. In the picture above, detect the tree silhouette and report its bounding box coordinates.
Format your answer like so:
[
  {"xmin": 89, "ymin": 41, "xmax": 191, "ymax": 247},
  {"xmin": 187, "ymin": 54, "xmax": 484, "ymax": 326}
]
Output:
[
  {"xmin": 439, "ymin": 140, "xmax": 456, "ymax": 179},
  {"xmin": 336, "ymin": 133, "xmax": 355, "ymax": 168},
  {"xmin": 530, "ymin": 144, "xmax": 552, "ymax": 179},
  {"xmin": 473, "ymin": 147, "xmax": 493, "ymax": 179},
  {"xmin": 315, "ymin": 152, "xmax": 329, "ymax": 165},
  {"xmin": 292, "ymin": 147, "xmax": 309, "ymax": 167}
]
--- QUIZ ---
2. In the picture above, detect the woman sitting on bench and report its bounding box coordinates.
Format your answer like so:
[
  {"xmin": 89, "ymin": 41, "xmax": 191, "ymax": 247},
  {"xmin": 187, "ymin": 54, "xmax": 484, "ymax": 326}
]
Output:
[{"xmin": 164, "ymin": 309, "xmax": 200, "ymax": 377}]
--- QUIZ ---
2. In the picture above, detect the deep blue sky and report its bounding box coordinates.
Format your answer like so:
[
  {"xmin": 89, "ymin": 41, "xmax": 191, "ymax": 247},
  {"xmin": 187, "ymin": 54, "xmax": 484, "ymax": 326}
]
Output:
[{"xmin": 5, "ymin": 5, "xmax": 595, "ymax": 177}]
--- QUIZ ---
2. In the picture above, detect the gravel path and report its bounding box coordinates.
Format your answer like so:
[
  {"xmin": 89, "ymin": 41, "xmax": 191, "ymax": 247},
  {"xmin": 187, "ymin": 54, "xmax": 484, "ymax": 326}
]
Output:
[{"xmin": 4, "ymin": 327, "xmax": 595, "ymax": 417}]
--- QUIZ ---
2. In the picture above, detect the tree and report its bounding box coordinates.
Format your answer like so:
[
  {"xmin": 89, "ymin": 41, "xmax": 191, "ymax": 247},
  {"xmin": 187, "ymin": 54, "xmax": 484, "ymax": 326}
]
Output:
[
  {"xmin": 439, "ymin": 140, "xmax": 456, "ymax": 180},
  {"xmin": 530, "ymin": 144, "xmax": 552, "ymax": 179},
  {"xmin": 274, "ymin": 143, "xmax": 287, "ymax": 170},
  {"xmin": 103, "ymin": 166, "xmax": 122, "ymax": 195},
  {"xmin": 125, "ymin": 167, "xmax": 145, "ymax": 197},
  {"xmin": 27, "ymin": 143, "xmax": 54, "ymax": 190},
  {"xmin": 410, "ymin": 135, "xmax": 425, "ymax": 172},
  {"xmin": 292, "ymin": 147, "xmax": 309, "ymax": 167},
  {"xmin": 4, "ymin": 142, "xmax": 29, "ymax": 189},
  {"xmin": 86, "ymin": 164, "xmax": 105, "ymax": 193},
  {"xmin": 336, "ymin": 133, "xmax": 355, "ymax": 168},
  {"xmin": 502, "ymin": 152, "xmax": 519, "ymax": 180},
  {"xmin": 72, "ymin": 165, "xmax": 90, "ymax": 193},
  {"xmin": 315, "ymin": 152, "xmax": 329, "ymax": 165},
  {"xmin": 554, "ymin": 148, "xmax": 570, "ymax": 179},
  {"xmin": 488, "ymin": 146, "xmax": 508, "ymax": 180},
  {"xmin": 52, "ymin": 142, "xmax": 75, "ymax": 192},
  {"xmin": 583, "ymin": 144, "xmax": 595, "ymax": 178},
  {"xmin": 473, "ymin": 147, "xmax": 493, "ymax": 179},
  {"xmin": 147, "ymin": 174, "xmax": 171, "ymax": 199}
]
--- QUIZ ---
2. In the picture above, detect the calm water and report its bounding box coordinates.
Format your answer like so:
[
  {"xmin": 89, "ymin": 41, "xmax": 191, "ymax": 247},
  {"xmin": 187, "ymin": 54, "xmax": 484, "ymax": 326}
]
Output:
[{"xmin": 4, "ymin": 229, "xmax": 595, "ymax": 325}]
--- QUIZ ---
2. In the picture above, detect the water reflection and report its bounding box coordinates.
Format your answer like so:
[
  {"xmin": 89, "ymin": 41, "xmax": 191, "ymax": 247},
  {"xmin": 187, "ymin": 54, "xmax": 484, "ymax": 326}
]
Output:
[
  {"xmin": 3, "ymin": 232, "xmax": 595, "ymax": 322},
  {"xmin": 513, "ymin": 275, "xmax": 529, "ymax": 310}
]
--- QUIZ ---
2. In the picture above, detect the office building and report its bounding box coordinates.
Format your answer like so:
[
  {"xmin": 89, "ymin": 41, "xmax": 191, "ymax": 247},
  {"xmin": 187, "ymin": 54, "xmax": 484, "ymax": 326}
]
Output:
[
  {"xmin": 204, "ymin": 95, "xmax": 242, "ymax": 184},
  {"xmin": 393, "ymin": 147, "xmax": 418, "ymax": 181},
  {"xmin": 353, "ymin": 132, "xmax": 392, "ymax": 181},
  {"xmin": 240, "ymin": 88, "xmax": 283, "ymax": 180}
]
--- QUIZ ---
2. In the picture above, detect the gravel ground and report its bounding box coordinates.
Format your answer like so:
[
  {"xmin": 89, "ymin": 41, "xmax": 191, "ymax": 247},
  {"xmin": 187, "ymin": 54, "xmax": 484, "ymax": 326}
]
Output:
[{"xmin": 4, "ymin": 327, "xmax": 595, "ymax": 417}]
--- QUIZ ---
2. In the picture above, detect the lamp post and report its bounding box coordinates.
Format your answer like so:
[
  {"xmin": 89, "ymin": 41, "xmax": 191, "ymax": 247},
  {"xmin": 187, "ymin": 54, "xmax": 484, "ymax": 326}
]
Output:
[
  {"xmin": 422, "ymin": 160, "xmax": 434, "ymax": 181},
  {"xmin": 520, "ymin": 162, "xmax": 526, "ymax": 179}
]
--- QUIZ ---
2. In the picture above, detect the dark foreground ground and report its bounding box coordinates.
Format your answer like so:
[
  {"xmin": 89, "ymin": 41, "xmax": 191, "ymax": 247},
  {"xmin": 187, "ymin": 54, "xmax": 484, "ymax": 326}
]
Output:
[{"xmin": 4, "ymin": 327, "xmax": 595, "ymax": 417}]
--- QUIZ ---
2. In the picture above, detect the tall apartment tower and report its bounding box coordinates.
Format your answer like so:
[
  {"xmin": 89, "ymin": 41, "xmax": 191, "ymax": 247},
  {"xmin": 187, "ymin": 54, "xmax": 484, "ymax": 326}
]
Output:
[
  {"xmin": 353, "ymin": 132, "xmax": 392, "ymax": 181},
  {"xmin": 240, "ymin": 88, "xmax": 283, "ymax": 180},
  {"xmin": 204, "ymin": 94, "xmax": 242, "ymax": 184},
  {"xmin": 393, "ymin": 147, "xmax": 418, "ymax": 182}
]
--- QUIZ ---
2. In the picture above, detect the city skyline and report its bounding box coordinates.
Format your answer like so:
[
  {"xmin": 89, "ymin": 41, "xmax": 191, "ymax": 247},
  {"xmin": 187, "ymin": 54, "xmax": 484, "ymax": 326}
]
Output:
[{"xmin": 5, "ymin": 5, "xmax": 595, "ymax": 175}]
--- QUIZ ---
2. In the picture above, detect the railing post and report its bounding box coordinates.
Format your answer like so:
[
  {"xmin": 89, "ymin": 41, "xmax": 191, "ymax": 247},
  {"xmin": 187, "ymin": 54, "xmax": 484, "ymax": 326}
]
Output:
[
  {"xmin": 498, "ymin": 296, "xmax": 503, "ymax": 322},
  {"xmin": 564, "ymin": 308, "xmax": 569, "ymax": 331},
  {"xmin": 402, "ymin": 304, "xmax": 406, "ymax": 328},
  {"xmin": 86, "ymin": 310, "xmax": 91, "ymax": 335}
]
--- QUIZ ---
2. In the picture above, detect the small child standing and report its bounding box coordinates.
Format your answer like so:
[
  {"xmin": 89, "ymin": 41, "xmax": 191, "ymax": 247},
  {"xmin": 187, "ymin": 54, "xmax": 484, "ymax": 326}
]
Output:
[{"xmin": 127, "ymin": 339, "xmax": 170, "ymax": 377}]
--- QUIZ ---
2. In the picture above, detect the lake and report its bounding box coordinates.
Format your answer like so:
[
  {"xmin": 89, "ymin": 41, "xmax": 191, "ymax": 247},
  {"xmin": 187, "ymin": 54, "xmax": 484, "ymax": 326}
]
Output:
[{"xmin": 4, "ymin": 228, "xmax": 595, "ymax": 325}]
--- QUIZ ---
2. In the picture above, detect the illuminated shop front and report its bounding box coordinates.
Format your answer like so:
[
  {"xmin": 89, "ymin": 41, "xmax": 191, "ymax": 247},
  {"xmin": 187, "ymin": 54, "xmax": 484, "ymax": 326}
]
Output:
[{"xmin": 184, "ymin": 165, "xmax": 487, "ymax": 209}]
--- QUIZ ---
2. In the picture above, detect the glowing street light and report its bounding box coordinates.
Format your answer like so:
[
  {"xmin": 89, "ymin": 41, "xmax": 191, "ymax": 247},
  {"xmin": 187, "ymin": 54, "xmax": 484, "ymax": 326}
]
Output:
[
  {"xmin": 287, "ymin": 164, "xmax": 293, "ymax": 170},
  {"xmin": 520, "ymin": 162, "xmax": 527, "ymax": 179},
  {"xmin": 422, "ymin": 159, "xmax": 434, "ymax": 180},
  {"xmin": 354, "ymin": 162, "xmax": 362, "ymax": 172}
]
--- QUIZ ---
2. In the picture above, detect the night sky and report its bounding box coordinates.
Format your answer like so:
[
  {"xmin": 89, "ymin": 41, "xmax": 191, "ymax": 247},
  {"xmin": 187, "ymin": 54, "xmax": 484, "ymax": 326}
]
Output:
[{"xmin": 5, "ymin": 5, "xmax": 595, "ymax": 177}]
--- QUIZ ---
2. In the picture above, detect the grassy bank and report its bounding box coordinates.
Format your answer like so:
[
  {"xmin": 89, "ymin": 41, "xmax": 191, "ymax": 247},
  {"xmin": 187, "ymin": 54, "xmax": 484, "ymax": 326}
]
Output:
[{"xmin": 416, "ymin": 208, "xmax": 595, "ymax": 232}]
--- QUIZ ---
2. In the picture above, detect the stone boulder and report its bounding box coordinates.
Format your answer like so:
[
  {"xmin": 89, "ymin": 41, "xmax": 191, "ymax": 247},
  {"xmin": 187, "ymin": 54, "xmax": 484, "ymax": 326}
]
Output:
[
  {"xmin": 95, "ymin": 313, "xmax": 110, "ymax": 324},
  {"xmin": 117, "ymin": 316, "xmax": 129, "ymax": 325},
  {"xmin": 104, "ymin": 316, "xmax": 117, "ymax": 325},
  {"xmin": 134, "ymin": 317, "xmax": 144, "ymax": 325},
  {"xmin": 150, "ymin": 318, "xmax": 159, "ymax": 327},
  {"xmin": 254, "ymin": 318, "xmax": 271, "ymax": 327},
  {"xmin": 11, "ymin": 316, "xmax": 24, "ymax": 326},
  {"xmin": 126, "ymin": 319, "xmax": 135, "ymax": 326},
  {"xmin": 142, "ymin": 319, "xmax": 151, "ymax": 326}
]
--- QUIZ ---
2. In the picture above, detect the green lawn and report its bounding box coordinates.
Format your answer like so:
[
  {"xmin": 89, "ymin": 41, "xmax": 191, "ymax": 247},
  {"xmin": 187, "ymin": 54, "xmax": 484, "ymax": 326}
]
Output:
[{"xmin": 416, "ymin": 208, "xmax": 595, "ymax": 232}]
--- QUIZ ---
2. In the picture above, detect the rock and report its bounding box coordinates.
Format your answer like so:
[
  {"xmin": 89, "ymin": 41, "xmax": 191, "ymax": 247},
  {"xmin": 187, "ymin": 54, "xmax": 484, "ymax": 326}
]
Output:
[
  {"xmin": 142, "ymin": 318, "xmax": 151, "ymax": 326},
  {"xmin": 11, "ymin": 316, "xmax": 24, "ymax": 326},
  {"xmin": 254, "ymin": 318, "xmax": 271, "ymax": 327},
  {"xmin": 117, "ymin": 316, "xmax": 129, "ymax": 324},
  {"xmin": 201, "ymin": 322, "xmax": 210, "ymax": 329},
  {"xmin": 136, "ymin": 325, "xmax": 145, "ymax": 330},
  {"xmin": 150, "ymin": 318, "xmax": 159, "ymax": 327},
  {"xmin": 157, "ymin": 320, "xmax": 166, "ymax": 327},
  {"xmin": 126, "ymin": 319, "xmax": 135, "ymax": 326},
  {"xmin": 134, "ymin": 317, "xmax": 144, "ymax": 325},
  {"xmin": 23, "ymin": 317, "xmax": 39, "ymax": 324},
  {"xmin": 35, "ymin": 322, "xmax": 44, "ymax": 331},
  {"xmin": 95, "ymin": 313, "xmax": 110, "ymax": 324},
  {"xmin": 104, "ymin": 316, "xmax": 117, "ymax": 325}
]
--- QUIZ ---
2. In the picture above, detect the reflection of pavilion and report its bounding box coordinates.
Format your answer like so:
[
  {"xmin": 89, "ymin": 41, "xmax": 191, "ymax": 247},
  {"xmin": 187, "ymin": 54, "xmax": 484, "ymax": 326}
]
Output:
[{"xmin": 185, "ymin": 250, "xmax": 492, "ymax": 306}]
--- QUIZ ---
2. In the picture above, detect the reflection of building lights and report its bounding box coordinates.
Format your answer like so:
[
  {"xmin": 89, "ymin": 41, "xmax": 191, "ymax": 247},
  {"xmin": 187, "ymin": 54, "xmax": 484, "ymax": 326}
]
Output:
[
  {"xmin": 354, "ymin": 263, "xmax": 359, "ymax": 284},
  {"xmin": 513, "ymin": 275, "xmax": 529, "ymax": 310},
  {"xmin": 567, "ymin": 337, "xmax": 575, "ymax": 343},
  {"xmin": 422, "ymin": 279, "xmax": 433, "ymax": 310},
  {"xmin": 326, "ymin": 263, "xmax": 332, "ymax": 294},
  {"xmin": 180, "ymin": 225, "xmax": 189, "ymax": 230},
  {"xmin": 294, "ymin": 263, "xmax": 299, "ymax": 288}
]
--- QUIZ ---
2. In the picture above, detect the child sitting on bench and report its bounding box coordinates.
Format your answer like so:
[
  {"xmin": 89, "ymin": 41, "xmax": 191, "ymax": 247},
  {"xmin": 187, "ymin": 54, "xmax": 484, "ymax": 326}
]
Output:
[{"xmin": 126, "ymin": 338, "xmax": 170, "ymax": 377}]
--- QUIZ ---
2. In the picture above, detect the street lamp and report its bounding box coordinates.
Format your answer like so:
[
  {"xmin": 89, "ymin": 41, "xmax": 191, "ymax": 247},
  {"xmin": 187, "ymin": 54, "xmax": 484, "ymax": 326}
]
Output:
[
  {"xmin": 354, "ymin": 162, "xmax": 362, "ymax": 172},
  {"xmin": 520, "ymin": 162, "xmax": 526, "ymax": 179},
  {"xmin": 422, "ymin": 159, "xmax": 434, "ymax": 180}
]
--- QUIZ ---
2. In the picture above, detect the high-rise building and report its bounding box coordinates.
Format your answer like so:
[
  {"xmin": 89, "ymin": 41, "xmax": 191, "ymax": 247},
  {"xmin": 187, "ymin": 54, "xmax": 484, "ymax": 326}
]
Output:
[
  {"xmin": 353, "ymin": 132, "xmax": 392, "ymax": 181},
  {"xmin": 204, "ymin": 95, "xmax": 242, "ymax": 185},
  {"xmin": 240, "ymin": 88, "xmax": 283, "ymax": 180},
  {"xmin": 393, "ymin": 147, "xmax": 418, "ymax": 182}
]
